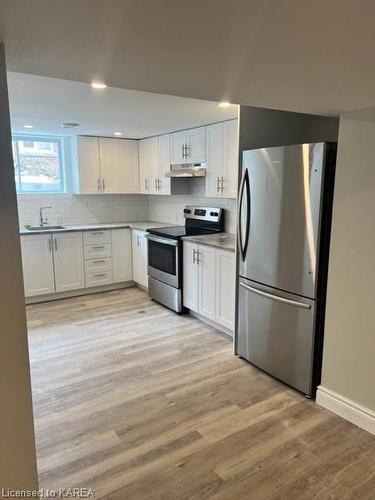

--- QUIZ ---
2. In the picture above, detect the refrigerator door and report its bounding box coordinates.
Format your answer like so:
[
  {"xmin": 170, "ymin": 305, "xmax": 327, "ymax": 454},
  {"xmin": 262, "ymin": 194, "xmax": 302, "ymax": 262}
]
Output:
[
  {"xmin": 238, "ymin": 143, "xmax": 325, "ymax": 299},
  {"xmin": 237, "ymin": 277, "xmax": 316, "ymax": 395}
]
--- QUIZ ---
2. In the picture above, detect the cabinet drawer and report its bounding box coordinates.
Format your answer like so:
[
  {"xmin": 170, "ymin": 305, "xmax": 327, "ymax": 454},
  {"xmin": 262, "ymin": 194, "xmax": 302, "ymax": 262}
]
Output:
[
  {"xmin": 83, "ymin": 230, "xmax": 112, "ymax": 245},
  {"xmin": 85, "ymin": 270, "xmax": 113, "ymax": 288},
  {"xmin": 84, "ymin": 257, "xmax": 112, "ymax": 274},
  {"xmin": 84, "ymin": 243, "xmax": 112, "ymax": 260}
]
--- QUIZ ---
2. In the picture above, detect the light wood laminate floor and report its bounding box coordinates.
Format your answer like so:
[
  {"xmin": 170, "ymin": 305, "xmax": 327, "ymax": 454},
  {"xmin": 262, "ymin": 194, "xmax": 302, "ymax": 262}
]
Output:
[{"xmin": 27, "ymin": 287, "xmax": 375, "ymax": 499}]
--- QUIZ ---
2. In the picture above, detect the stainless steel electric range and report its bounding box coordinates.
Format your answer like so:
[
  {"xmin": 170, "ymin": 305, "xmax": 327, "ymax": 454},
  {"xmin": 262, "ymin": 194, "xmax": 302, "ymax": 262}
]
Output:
[{"xmin": 146, "ymin": 206, "xmax": 224, "ymax": 313}]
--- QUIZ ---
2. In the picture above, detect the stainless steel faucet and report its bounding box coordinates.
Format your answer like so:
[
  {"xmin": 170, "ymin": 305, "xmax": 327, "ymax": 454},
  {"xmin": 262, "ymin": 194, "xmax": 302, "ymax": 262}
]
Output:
[{"xmin": 39, "ymin": 206, "xmax": 51, "ymax": 226}]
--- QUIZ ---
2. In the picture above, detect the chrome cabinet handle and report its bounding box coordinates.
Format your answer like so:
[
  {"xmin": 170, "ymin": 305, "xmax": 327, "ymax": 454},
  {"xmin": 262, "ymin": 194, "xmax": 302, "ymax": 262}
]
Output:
[
  {"xmin": 91, "ymin": 231, "xmax": 104, "ymax": 235},
  {"xmin": 196, "ymin": 250, "xmax": 201, "ymax": 264},
  {"xmin": 157, "ymin": 178, "xmax": 161, "ymax": 190},
  {"xmin": 97, "ymin": 177, "xmax": 101, "ymax": 192},
  {"xmin": 102, "ymin": 178, "xmax": 105, "ymax": 191},
  {"xmin": 94, "ymin": 273, "xmax": 106, "ymax": 278},
  {"xmin": 217, "ymin": 177, "xmax": 220, "ymax": 192},
  {"xmin": 92, "ymin": 245, "xmax": 105, "ymax": 250},
  {"xmin": 155, "ymin": 178, "xmax": 158, "ymax": 190},
  {"xmin": 54, "ymin": 238, "xmax": 57, "ymax": 251},
  {"xmin": 239, "ymin": 282, "xmax": 311, "ymax": 310},
  {"xmin": 192, "ymin": 248, "xmax": 196, "ymax": 263},
  {"xmin": 184, "ymin": 144, "xmax": 189, "ymax": 159},
  {"xmin": 93, "ymin": 260, "xmax": 106, "ymax": 264},
  {"xmin": 181, "ymin": 144, "xmax": 185, "ymax": 160},
  {"xmin": 48, "ymin": 238, "xmax": 52, "ymax": 252},
  {"xmin": 221, "ymin": 176, "xmax": 225, "ymax": 191}
]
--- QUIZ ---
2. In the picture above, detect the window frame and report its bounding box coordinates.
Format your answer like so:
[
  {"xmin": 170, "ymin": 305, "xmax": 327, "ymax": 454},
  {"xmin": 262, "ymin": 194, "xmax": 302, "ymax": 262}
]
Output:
[{"xmin": 12, "ymin": 134, "xmax": 66, "ymax": 195}]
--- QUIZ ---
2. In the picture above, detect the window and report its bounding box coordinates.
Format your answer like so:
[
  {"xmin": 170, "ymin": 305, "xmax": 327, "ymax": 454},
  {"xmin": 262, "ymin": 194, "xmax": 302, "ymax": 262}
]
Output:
[{"xmin": 12, "ymin": 135, "xmax": 65, "ymax": 194}]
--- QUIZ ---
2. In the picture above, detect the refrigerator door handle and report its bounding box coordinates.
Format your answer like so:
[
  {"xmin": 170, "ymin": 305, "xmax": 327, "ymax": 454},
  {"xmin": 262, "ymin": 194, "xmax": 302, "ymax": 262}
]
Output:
[
  {"xmin": 239, "ymin": 282, "xmax": 311, "ymax": 310},
  {"xmin": 237, "ymin": 168, "xmax": 251, "ymax": 260}
]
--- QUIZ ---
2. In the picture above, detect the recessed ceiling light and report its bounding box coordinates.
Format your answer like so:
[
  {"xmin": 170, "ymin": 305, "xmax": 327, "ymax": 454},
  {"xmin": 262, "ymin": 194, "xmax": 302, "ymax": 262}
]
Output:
[
  {"xmin": 113, "ymin": 132, "xmax": 123, "ymax": 136},
  {"xmin": 23, "ymin": 124, "xmax": 34, "ymax": 129},
  {"xmin": 61, "ymin": 122, "xmax": 80, "ymax": 129},
  {"xmin": 219, "ymin": 102, "xmax": 231, "ymax": 108},
  {"xmin": 91, "ymin": 81, "xmax": 107, "ymax": 89}
]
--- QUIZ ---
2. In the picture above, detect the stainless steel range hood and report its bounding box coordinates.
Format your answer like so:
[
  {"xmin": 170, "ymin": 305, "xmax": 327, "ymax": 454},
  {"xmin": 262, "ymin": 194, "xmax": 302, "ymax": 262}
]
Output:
[{"xmin": 165, "ymin": 163, "xmax": 206, "ymax": 178}]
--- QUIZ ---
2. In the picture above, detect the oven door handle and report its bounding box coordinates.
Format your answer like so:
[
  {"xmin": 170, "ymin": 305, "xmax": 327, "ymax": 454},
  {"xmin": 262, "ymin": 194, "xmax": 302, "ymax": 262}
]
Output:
[{"xmin": 145, "ymin": 234, "xmax": 179, "ymax": 246}]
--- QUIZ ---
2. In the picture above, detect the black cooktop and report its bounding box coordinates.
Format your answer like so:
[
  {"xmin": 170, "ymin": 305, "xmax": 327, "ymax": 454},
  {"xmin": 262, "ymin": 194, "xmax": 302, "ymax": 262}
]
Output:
[{"xmin": 147, "ymin": 226, "xmax": 219, "ymax": 240}]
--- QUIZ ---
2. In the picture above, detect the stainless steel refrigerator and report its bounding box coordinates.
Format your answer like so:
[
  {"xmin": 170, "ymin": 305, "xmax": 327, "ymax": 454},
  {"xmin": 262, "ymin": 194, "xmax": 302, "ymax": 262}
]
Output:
[{"xmin": 235, "ymin": 142, "xmax": 336, "ymax": 397}]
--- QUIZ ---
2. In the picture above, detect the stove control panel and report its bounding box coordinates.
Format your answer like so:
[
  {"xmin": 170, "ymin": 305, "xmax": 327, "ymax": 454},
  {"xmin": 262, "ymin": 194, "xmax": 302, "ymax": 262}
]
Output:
[{"xmin": 184, "ymin": 206, "xmax": 223, "ymax": 223}]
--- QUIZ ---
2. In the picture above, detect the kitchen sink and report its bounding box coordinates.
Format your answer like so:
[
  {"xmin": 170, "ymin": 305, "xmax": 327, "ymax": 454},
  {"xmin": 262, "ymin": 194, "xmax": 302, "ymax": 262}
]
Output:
[{"xmin": 25, "ymin": 225, "xmax": 66, "ymax": 231}]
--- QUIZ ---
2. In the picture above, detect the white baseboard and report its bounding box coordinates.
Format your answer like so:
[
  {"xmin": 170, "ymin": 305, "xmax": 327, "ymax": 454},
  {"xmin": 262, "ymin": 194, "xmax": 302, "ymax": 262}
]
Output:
[
  {"xmin": 316, "ymin": 385, "xmax": 375, "ymax": 435},
  {"xmin": 189, "ymin": 311, "xmax": 233, "ymax": 338}
]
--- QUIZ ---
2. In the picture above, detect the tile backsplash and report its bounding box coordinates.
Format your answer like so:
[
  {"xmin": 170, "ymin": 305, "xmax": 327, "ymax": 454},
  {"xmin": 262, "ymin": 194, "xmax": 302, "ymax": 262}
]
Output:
[
  {"xmin": 17, "ymin": 194, "xmax": 148, "ymax": 228},
  {"xmin": 147, "ymin": 178, "xmax": 237, "ymax": 233},
  {"xmin": 17, "ymin": 180, "xmax": 237, "ymax": 233}
]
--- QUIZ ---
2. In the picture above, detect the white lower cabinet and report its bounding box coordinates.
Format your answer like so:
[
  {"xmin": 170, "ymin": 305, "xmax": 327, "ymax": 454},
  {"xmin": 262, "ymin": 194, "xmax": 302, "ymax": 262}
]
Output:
[
  {"xmin": 132, "ymin": 229, "xmax": 148, "ymax": 288},
  {"xmin": 53, "ymin": 232, "xmax": 85, "ymax": 293},
  {"xmin": 198, "ymin": 244, "xmax": 216, "ymax": 321},
  {"xmin": 21, "ymin": 234, "xmax": 55, "ymax": 297},
  {"xmin": 215, "ymin": 249, "xmax": 236, "ymax": 330},
  {"xmin": 21, "ymin": 227, "xmax": 134, "ymax": 299},
  {"xmin": 112, "ymin": 228, "xmax": 133, "ymax": 283},
  {"xmin": 183, "ymin": 241, "xmax": 236, "ymax": 332}
]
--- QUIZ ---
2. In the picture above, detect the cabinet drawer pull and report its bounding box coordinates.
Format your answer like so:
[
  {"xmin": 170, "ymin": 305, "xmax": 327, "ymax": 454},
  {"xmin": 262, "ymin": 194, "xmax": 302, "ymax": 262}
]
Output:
[
  {"xmin": 94, "ymin": 273, "xmax": 106, "ymax": 278},
  {"xmin": 93, "ymin": 260, "xmax": 106, "ymax": 264},
  {"xmin": 91, "ymin": 231, "xmax": 104, "ymax": 235},
  {"xmin": 92, "ymin": 245, "xmax": 105, "ymax": 250}
]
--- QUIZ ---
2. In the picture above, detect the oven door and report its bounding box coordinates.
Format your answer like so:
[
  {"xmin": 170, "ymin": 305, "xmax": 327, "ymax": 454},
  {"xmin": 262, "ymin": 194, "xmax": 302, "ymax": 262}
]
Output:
[{"xmin": 147, "ymin": 235, "xmax": 180, "ymax": 288}]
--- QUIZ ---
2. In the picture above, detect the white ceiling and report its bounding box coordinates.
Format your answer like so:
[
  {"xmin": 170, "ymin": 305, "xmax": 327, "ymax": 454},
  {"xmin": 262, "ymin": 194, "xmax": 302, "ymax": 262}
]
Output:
[
  {"xmin": 7, "ymin": 72, "xmax": 238, "ymax": 138},
  {"xmin": 1, "ymin": 0, "xmax": 375, "ymax": 116}
]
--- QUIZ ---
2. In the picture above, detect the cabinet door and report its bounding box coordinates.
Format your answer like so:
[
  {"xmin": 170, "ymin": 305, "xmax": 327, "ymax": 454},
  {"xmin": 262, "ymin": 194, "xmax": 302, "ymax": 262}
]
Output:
[
  {"xmin": 198, "ymin": 244, "xmax": 216, "ymax": 320},
  {"xmin": 112, "ymin": 228, "xmax": 133, "ymax": 283},
  {"xmin": 20, "ymin": 235, "xmax": 55, "ymax": 297},
  {"xmin": 72, "ymin": 136, "xmax": 101, "ymax": 194},
  {"xmin": 182, "ymin": 241, "xmax": 199, "ymax": 312},
  {"xmin": 215, "ymin": 249, "xmax": 236, "ymax": 331},
  {"xmin": 132, "ymin": 230, "xmax": 148, "ymax": 288},
  {"xmin": 158, "ymin": 134, "xmax": 171, "ymax": 195},
  {"xmin": 187, "ymin": 126, "xmax": 206, "ymax": 163},
  {"xmin": 147, "ymin": 137, "xmax": 160, "ymax": 194},
  {"xmin": 222, "ymin": 119, "xmax": 239, "ymax": 199},
  {"xmin": 53, "ymin": 232, "xmax": 85, "ymax": 292},
  {"xmin": 99, "ymin": 138, "xmax": 139, "ymax": 194},
  {"xmin": 205, "ymin": 122, "xmax": 224, "ymax": 198},
  {"xmin": 139, "ymin": 139, "xmax": 149, "ymax": 193},
  {"xmin": 170, "ymin": 130, "xmax": 187, "ymax": 164}
]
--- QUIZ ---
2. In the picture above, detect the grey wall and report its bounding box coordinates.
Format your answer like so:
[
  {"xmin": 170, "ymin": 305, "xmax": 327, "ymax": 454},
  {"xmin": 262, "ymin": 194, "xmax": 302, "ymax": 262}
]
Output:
[
  {"xmin": 321, "ymin": 113, "xmax": 375, "ymax": 411},
  {"xmin": 239, "ymin": 105, "xmax": 339, "ymax": 153},
  {"xmin": 0, "ymin": 45, "xmax": 38, "ymax": 490}
]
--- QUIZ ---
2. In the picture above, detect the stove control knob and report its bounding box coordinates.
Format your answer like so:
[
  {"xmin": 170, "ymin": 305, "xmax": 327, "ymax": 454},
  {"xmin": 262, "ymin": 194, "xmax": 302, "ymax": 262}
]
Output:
[
  {"xmin": 210, "ymin": 211, "xmax": 219, "ymax": 217},
  {"xmin": 184, "ymin": 209, "xmax": 191, "ymax": 214}
]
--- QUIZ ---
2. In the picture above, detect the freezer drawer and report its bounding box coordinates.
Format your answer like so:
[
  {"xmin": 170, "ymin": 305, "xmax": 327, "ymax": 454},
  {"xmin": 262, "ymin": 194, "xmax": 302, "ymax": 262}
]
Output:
[{"xmin": 237, "ymin": 277, "xmax": 316, "ymax": 395}]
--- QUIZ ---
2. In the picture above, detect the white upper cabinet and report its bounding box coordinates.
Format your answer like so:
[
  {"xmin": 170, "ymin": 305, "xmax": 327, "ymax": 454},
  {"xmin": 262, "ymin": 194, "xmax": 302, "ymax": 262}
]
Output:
[
  {"xmin": 72, "ymin": 136, "xmax": 101, "ymax": 194},
  {"xmin": 99, "ymin": 138, "xmax": 139, "ymax": 194},
  {"xmin": 147, "ymin": 137, "xmax": 160, "ymax": 194},
  {"xmin": 170, "ymin": 126, "xmax": 206, "ymax": 164},
  {"xmin": 73, "ymin": 136, "xmax": 139, "ymax": 194},
  {"xmin": 187, "ymin": 127, "xmax": 206, "ymax": 163},
  {"xmin": 21, "ymin": 234, "xmax": 55, "ymax": 297},
  {"xmin": 139, "ymin": 135, "xmax": 171, "ymax": 195},
  {"xmin": 158, "ymin": 134, "xmax": 171, "ymax": 195},
  {"xmin": 206, "ymin": 119, "xmax": 239, "ymax": 199},
  {"xmin": 53, "ymin": 232, "xmax": 85, "ymax": 293},
  {"xmin": 170, "ymin": 130, "xmax": 187, "ymax": 164},
  {"xmin": 139, "ymin": 138, "xmax": 149, "ymax": 193}
]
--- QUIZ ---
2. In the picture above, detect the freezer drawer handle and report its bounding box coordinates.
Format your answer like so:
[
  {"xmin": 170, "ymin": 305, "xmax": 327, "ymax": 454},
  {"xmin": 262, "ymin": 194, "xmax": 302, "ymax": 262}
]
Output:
[{"xmin": 240, "ymin": 282, "xmax": 311, "ymax": 310}]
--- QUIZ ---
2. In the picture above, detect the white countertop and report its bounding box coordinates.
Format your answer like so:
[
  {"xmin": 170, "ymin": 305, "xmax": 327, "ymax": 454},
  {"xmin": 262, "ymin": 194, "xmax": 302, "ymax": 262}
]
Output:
[{"xmin": 20, "ymin": 221, "xmax": 173, "ymax": 235}]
